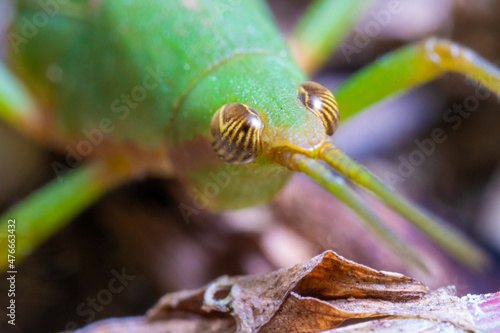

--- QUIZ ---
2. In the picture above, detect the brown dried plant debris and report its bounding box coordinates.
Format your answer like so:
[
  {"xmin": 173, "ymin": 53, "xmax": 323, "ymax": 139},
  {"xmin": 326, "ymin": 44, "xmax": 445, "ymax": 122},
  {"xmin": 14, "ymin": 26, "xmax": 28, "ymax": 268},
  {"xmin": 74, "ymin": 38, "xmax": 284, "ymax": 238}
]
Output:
[{"xmin": 78, "ymin": 251, "xmax": 494, "ymax": 333}]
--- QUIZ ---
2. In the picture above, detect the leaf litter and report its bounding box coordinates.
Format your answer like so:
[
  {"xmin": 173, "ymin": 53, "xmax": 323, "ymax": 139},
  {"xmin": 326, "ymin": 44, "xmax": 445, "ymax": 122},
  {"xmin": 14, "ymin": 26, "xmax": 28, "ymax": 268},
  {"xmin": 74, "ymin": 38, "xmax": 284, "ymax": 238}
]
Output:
[{"xmin": 77, "ymin": 251, "xmax": 499, "ymax": 332}]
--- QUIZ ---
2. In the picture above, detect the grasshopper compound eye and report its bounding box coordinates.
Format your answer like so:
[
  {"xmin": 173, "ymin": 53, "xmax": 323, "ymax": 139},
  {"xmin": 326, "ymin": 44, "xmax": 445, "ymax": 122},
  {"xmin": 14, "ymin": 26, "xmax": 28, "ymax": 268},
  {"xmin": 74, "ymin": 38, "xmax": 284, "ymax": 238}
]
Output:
[
  {"xmin": 210, "ymin": 103, "xmax": 264, "ymax": 164},
  {"xmin": 298, "ymin": 81, "xmax": 339, "ymax": 136}
]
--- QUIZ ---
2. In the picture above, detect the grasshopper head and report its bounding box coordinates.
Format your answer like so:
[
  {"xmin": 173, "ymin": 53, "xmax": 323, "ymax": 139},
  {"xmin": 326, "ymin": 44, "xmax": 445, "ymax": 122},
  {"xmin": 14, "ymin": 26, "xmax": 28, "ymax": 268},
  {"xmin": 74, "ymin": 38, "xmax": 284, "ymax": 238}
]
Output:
[{"xmin": 210, "ymin": 81, "xmax": 339, "ymax": 165}]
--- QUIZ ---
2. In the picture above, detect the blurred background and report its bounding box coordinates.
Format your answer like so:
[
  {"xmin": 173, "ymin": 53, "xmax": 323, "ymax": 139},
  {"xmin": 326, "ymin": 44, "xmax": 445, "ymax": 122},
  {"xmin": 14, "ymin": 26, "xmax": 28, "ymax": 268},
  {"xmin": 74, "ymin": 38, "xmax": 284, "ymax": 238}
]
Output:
[{"xmin": 1, "ymin": 0, "xmax": 500, "ymax": 332}]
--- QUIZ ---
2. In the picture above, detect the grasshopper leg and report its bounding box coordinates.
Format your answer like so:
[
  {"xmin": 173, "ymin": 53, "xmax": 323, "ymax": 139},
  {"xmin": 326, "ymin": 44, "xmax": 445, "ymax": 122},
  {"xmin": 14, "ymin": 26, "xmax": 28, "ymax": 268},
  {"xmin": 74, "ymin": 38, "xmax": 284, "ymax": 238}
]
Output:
[
  {"xmin": 0, "ymin": 162, "xmax": 126, "ymax": 270},
  {"xmin": 0, "ymin": 61, "xmax": 42, "ymax": 136},
  {"xmin": 0, "ymin": 62, "xmax": 131, "ymax": 269},
  {"xmin": 289, "ymin": 0, "xmax": 375, "ymax": 75},
  {"xmin": 336, "ymin": 38, "xmax": 500, "ymax": 120}
]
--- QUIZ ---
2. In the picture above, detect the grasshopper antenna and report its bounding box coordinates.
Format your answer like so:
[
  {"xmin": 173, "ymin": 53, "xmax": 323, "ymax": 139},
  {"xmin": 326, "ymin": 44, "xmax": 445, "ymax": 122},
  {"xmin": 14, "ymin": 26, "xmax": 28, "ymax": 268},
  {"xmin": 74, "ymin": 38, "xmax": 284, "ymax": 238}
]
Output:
[
  {"xmin": 320, "ymin": 145, "xmax": 490, "ymax": 271},
  {"xmin": 280, "ymin": 152, "xmax": 429, "ymax": 272}
]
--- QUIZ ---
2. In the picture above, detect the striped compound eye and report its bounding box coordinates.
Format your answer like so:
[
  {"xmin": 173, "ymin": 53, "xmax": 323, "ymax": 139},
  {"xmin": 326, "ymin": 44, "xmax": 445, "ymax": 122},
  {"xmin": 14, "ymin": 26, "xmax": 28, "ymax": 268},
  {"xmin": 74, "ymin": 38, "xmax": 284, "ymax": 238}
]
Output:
[
  {"xmin": 298, "ymin": 81, "xmax": 339, "ymax": 136},
  {"xmin": 210, "ymin": 103, "xmax": 264, "ymax": 164}
]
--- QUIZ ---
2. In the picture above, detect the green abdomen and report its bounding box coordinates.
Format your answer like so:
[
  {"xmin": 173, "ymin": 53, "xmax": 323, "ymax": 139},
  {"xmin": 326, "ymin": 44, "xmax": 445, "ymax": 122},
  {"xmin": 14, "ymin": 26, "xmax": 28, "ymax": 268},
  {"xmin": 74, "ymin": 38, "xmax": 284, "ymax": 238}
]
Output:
[{"xmin": 10, "ymin": 0, "xmax": 295, "ymax": 147}]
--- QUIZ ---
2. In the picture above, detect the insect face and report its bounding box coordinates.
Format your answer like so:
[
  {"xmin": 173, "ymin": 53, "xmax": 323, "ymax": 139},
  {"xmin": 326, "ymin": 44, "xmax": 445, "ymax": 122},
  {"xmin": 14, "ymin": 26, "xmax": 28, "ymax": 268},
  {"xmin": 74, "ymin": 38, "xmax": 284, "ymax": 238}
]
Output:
[{"xmin": 210, "ymin": 81, "xmax": 340, "ymax": 165}]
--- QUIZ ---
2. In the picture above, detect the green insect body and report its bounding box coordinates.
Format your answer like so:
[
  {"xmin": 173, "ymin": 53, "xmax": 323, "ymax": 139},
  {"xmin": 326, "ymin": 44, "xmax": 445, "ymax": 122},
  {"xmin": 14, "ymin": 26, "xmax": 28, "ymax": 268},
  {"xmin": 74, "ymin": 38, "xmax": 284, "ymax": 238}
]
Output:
[
  {"xmin": 11, "ymin": 0, "xmax": 328, "ymax": 210},
  {"xmin": 4, "ymin": 0, "xmax": 500, "ymax": 271}
]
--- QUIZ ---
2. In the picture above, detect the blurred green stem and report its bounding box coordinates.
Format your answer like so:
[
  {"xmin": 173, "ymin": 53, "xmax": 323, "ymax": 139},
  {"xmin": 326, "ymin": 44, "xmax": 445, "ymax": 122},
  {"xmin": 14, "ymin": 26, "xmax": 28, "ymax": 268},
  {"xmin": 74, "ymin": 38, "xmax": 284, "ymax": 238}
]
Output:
[
  {"xmin": 336, "ymin": 38, "xmax": 500, "ymax": 120},
  {"xmin": 0, "ymin": 162, "xmax": 121, "ymax": 270},
  {"xmin": 291, "ymin": 0, "xmax": 374, "ymax": 74}
]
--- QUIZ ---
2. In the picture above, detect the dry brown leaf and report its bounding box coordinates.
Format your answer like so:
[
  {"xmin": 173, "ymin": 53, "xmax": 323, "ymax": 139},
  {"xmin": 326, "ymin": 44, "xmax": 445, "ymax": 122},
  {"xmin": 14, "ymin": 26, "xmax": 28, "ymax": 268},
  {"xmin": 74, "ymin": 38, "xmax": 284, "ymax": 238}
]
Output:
[
  {"xmin": 147, "ymin": 250, "xmax": 427, "ymax": 332},
  {"xmin": 77, "ymin": 251, "xmax": 499, "ymax": 333},
  {"xmin": 260, "ymin": 288, "xmax": 475, "ymax": 332},
  {"xmin": 77, "ymin": 315, "xmax": 235, "ymax": 333},
  {"xmin": 322, "ymin": 318, "xmax": 468, "ymax": 333},
  {"xmin": 259, "ymin": 292, "xmax": 379, "ymax": 332}
]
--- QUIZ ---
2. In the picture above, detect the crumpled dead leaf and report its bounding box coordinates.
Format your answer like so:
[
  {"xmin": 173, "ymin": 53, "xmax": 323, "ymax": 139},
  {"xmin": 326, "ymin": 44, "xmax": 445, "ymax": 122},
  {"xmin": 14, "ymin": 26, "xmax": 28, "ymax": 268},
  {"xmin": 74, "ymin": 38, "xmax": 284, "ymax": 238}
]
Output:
[
  {"xmin": 77, "ymin": 251, "xmax": 499, "ymax": 333},
  {"xmin": 147, "ymin": 250, "xmax": 427, "ymax": 332}
]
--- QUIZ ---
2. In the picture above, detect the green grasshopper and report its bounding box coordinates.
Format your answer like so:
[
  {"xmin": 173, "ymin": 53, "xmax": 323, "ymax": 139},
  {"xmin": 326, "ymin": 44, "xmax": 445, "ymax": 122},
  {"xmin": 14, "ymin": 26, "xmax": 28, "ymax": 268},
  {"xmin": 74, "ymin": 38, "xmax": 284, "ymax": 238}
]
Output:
[{"xmin": 1, "ymin": 0, "xmax": 500, "ymax": 271}]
